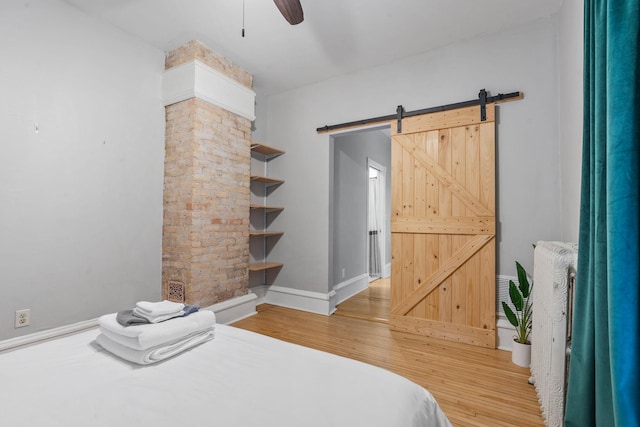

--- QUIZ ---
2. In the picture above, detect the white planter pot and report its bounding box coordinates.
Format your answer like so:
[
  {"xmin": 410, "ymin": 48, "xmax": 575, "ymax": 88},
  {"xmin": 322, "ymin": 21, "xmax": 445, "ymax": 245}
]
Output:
[{"xmin": 511, "ymin": 339, "xmax": 531, "ymax": 367}]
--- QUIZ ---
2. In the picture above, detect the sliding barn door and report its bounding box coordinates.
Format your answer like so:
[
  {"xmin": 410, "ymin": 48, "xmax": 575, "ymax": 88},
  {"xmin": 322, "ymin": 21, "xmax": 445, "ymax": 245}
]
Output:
[{"xmin": 390, "ymin": 104, "xmax": 496, "ymax": 348}]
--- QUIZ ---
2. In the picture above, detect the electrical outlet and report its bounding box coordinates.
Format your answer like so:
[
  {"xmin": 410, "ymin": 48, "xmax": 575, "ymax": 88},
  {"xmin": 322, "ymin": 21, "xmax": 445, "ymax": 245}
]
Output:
[
  {"xmin": 341, "ymin": 268, "xmax": 346, "ymax": 279},
  {"xmin": 15, "ymin": 309, "xmax": 30, "ymax": 328}
]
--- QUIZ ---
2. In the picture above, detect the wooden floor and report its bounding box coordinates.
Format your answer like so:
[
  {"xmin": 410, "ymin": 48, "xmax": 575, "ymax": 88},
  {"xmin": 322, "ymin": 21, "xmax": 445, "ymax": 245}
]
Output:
[
  {"xmin": 232, "ymin": 280, "xmax": 544, "ymax": 427},
  {"xmin": 333, "ymin": 277, "xmax": 391, "ymax": 323}
]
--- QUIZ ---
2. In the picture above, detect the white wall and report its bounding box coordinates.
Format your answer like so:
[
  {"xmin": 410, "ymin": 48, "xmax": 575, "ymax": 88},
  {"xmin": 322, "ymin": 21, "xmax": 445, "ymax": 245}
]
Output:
[
  {"xmin": 264, "ymin": 16, "xmax": 565, "ymax": 298},
  {"xmin": 0, "ymin": 0, "xmax": 165, "ymax": 339},
  {"xmin": 558, "ymin": 0, "xmax": 584, "ymax": 243}
]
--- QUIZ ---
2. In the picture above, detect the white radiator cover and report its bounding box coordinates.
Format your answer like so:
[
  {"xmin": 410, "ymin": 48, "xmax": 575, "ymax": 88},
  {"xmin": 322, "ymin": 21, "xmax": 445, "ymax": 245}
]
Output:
[{"xmin": 530, "ymin": 241, "xmax": 578, "ymax": 427}]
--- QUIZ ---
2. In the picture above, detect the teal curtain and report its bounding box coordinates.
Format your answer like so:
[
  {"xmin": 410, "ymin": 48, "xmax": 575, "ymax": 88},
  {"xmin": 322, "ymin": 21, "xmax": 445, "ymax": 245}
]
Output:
[{"xmin": 564, "ymin": 0, "xmax": 640, "ymax": 426}]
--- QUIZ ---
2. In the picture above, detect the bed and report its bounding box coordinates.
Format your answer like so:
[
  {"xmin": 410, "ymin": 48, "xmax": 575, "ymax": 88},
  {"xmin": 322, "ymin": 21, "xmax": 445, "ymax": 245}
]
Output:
[{"xmin": 0, "ymin": 321, "xmax": 451, "ymax": 426}]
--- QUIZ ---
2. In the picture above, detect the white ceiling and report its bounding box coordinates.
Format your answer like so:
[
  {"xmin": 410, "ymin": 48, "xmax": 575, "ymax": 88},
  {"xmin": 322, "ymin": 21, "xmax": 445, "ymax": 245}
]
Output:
[{"xmin": 63, "ymin": 0, "xmax": 563, "ymax": 96}]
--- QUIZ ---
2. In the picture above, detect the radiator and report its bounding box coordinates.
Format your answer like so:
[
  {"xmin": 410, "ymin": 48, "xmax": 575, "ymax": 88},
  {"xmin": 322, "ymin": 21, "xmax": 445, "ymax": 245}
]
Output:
[{"xmin": 530, "ymin": 241, "xmax": 577, "ymax": 427}]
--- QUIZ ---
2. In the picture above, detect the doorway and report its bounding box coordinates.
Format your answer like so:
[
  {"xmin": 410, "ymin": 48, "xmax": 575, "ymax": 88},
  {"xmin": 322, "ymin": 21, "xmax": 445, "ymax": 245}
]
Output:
[
  {"xmin": 331, "ymin": 127, "xmax": 391, "ymax": 307},
  {"xmin": 330, "ymin": 126, "xmax": 391, "ymax": 322}
]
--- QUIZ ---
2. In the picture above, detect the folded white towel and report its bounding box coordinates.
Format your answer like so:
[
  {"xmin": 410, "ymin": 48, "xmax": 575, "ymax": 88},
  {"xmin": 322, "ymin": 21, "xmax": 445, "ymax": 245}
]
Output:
[
  {"xmin": 100, "ymin": 324, "xmax": 215, "ymax": 351},
  {"xmin": 131, "ymin": 308, "xmax": 185, "ymax": 324},
  {"xmin": 98, "ymin": 310, "xmax": 216, "ymax": 350},
  {"xmin": 135, "ymin": 300, "xmax": 185, "ymax": 316},
  {"xmin": 96, "ymin": 328, "xmax": 215, "ymax": 365}
]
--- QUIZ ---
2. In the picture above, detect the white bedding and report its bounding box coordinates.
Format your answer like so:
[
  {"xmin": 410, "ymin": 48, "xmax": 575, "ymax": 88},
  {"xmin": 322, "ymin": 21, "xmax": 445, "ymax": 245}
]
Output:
[{"xmin": 0, "ymin": 324, "xmax": 451, "ymax": 427}]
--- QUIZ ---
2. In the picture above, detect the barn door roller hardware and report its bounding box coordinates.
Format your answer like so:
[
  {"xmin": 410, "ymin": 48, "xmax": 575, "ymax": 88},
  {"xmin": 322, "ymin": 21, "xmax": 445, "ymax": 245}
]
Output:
[
  {"xmin": 479, "ymin": 89, "xmax": 487, "ymax": 121},
  {"xmin": 396, "ymin": 105, "xmax": 405, "ymax": 134},
  {"xmin": 316, "ymin": 89, "xmax": 522, "ymax": 134}
]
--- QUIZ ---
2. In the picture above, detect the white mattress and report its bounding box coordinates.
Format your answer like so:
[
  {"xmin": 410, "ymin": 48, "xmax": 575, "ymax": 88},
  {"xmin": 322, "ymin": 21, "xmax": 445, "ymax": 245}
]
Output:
[{"xmin": 0, "ymin": 324, "xmax": 451, "ymax": 427}]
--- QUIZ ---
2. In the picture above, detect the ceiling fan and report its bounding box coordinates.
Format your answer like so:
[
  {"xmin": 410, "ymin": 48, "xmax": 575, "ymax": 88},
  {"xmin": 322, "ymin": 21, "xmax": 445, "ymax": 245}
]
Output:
[{"xmin": 273, "ymin": 0, "xmax": 304, "ymax": 25}]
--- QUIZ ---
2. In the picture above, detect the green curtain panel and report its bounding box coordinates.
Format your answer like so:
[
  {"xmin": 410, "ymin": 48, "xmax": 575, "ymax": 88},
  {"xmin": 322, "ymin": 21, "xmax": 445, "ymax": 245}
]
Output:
[{"xmin": 564, "ymin": 0, "xmax": 640, "ymax": 426}]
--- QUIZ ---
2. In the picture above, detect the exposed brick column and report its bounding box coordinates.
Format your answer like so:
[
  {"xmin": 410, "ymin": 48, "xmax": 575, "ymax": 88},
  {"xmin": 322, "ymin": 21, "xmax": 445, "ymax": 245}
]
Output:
[{"xmin": 162, "ymin": 41, "xmax": 252, "ymax": 307}]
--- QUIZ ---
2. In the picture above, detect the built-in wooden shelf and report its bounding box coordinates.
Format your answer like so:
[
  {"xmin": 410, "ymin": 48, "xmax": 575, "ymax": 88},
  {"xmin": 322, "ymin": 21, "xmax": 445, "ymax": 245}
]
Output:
[
  {"xmin": 249, "ymin": 262, "xmax": 284, "ymax": 272},
  {"xmin": 251, "ymin": 143, "xmax": 285, "ymax": 158},
  {"xmin": 249, "ymin": 231, "xmax": 284, "ymax": 237},
  {"xmin": 250, "ymin": 142, "xmax": 285, "ymax": 281},
  {"xmin": 250, "ymin": 204, "xmax": 284, "ymax": 213},
  {"xmin": 250, "ymin": 175, "xmax": 284, "ymax": 186}
]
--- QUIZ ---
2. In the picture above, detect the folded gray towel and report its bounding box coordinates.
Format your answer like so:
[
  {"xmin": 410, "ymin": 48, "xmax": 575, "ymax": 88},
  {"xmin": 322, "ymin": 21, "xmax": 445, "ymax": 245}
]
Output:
[
  {"xmin": 116, "ymin": 310, "xmax": 149, "ymax": 326},
  {"xmin": 117, "ymin": 304, "xmax": 201, "ymax": 326},
  {"xmin": 181, "ymin": 304, "xmax": 200, "ymax": 316}
]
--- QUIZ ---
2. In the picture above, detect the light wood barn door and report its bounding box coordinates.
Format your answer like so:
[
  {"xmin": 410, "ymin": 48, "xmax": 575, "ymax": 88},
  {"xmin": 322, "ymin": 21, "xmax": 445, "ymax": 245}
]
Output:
[{"xmin": 390, "ymin": 104, "xmax": 496, "ymax": 348}]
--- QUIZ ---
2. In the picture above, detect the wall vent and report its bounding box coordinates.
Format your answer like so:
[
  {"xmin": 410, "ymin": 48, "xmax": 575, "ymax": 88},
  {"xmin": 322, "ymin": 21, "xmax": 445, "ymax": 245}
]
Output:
[
  {"xmin": 166, "ymin": 281, "xmax": 185, "ymax": 303},
  {"xmin": 496, "ymin": 275, "xmax": 516, "ymax": 317}
]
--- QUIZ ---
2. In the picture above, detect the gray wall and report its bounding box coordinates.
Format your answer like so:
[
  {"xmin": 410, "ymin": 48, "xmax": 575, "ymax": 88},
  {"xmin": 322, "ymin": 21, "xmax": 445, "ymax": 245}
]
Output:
[
  {"xmin": 331, "ymin": 128, "xmax": 391, "ymax": 285},
  {"xmin": 264, "ymin": 16, "xmax": 578, "ymax": 295},
  {"xmin": 252, "ymin": 93, "xmax": 268, "ymax": 145},
  {"xmin": 0, "ymin": 2, "xmax": 584, "ymax": 337},
  {"xmin": 558, "ymin": 0, "xmax": 584, "ymax": 243},
  {"xmin": 0, "ymin": 0, "xmax": 165, "ymax": 339}
]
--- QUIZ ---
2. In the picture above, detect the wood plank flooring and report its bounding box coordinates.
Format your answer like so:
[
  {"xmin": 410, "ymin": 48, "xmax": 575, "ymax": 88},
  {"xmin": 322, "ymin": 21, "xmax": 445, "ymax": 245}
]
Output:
[
  {"xmin": 232, "ymin": 280, "xmax": 544, "ymax": 427},
  {"xmin": 333, "ymin": 278, "xmax": 391, "ymax": 323}
]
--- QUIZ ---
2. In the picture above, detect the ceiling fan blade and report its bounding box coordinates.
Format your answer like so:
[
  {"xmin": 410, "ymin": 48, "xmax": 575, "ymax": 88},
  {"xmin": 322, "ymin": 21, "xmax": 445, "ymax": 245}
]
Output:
[{"xmin": 273, "ymin": 0, "xmax": 304, "ymax": 25}]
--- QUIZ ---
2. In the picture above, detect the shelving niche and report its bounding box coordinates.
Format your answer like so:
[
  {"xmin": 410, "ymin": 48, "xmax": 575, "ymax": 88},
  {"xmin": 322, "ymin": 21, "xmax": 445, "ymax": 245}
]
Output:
[{"xmin": 250, "ymin": 143, "xmax": 284, "ymax": 279}]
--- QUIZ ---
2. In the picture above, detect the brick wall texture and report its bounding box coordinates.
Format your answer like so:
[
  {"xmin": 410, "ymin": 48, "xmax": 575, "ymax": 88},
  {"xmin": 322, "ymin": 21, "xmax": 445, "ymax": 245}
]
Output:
[
  {"xmin": 162, "ymin": 41, "xmax": 251, "ymax": 307},
  {"xmin": 165, "ymin": 40, "xmax": 253, "ymax": 89}
]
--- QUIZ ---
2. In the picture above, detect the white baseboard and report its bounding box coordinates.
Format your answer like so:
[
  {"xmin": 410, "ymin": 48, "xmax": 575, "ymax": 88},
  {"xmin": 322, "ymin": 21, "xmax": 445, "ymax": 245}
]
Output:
[
  {"xmin": 1, "ymin": 294, "xmax": 258, "ymax": 353},
  {"xmin": 333, "ymin": 273, "xmax": 369, "ymax": 305},
  {"xmin": 496, "ymin": 275, "xmax": 518, "ymax": 351},
  {"xmin": 0, "ymin": 319, "xmax": 99, "ymax": 353},
  {"xmin": 248, "ymin": 285, "xmax": 270, "ymax": 306},
  {"xmin": 497, "ymin": 316, "xmax": 515, "ymax": 351},
  {"xmin": 205, "ymin": 293, "xmax": 258, "ymax": 325},
  {"xmin": 265, "ymin": 285, "xmax": 336, "ymax": 315}
]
